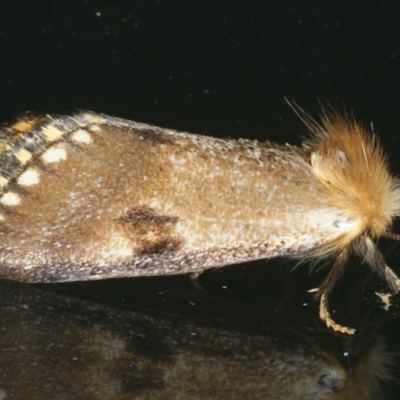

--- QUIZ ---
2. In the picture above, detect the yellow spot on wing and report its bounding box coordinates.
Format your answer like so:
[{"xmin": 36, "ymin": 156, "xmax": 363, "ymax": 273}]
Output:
[
  {"xmin": 0, "ymin": 176, "xmax": 9, "ymax": 187},
  {"xmin": 15, "ymin": 148, "xmax": 32, "ymax": 164},
  {"xmin": 12, "ymin": 120, "xmax": 36, "ymax": 132},
  {"xmin": 43, "ymin": 126, "xmax": 63, "ymax": 142},
  {"xmin": 82, "ymin": 113, "xmax": 107, "ymax": 124}
]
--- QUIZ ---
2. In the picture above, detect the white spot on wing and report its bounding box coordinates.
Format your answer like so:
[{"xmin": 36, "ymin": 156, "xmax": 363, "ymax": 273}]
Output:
[
  {"xmin": 0, "ymin": 192, "xmax": 21, "ymax": 206},
  {"xmin": 41, "ymin": 146, "xmax": 67, "ymax": 163},
  {"xmin": 71, "ymin": 129, "xmax": 92, "ymax": 144},
  {"xmin": 17, "ymin": 168, "xmax": 40, "ymax": 186},
  {"xmin": 90, "ymin": 125, "xmax": 102, "ymax": 132}
]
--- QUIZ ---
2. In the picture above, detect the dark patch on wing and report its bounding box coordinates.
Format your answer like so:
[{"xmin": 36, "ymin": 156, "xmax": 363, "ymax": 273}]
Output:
[
  {"xmin": 0, "ymin": 225, "xmax": 13, "ymax": 235},
  {"xmin": 119, "ymin": 207, "xmax": 182, "ymax": 255},
  {"xmin": 120, "ymin": 207, "xmax": 179, "ymax": 229},
  {"xmin": 138, "ymin": 238, "xmax": 181, "ymax": 255},
  {"xmin": 137, "ymin": 128, "xmax": 178, "ymax": 146}
]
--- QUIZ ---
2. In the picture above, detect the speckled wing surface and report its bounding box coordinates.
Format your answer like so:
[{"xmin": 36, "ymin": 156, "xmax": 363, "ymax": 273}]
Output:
[{"xmin": 0, "ymin": 111, "xmax": 349, "ymax": 283}]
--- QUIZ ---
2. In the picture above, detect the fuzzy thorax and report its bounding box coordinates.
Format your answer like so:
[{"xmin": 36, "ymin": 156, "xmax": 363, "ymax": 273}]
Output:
[{"xmin": 305, "ymin": 114, "xmax": 400, "ymax": 251}]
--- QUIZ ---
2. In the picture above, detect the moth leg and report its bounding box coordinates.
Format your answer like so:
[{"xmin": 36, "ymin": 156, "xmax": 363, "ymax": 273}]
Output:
[
  {"xmin": 318, "ymin": 293, "xmax": 355, "ymax": 335},
  {"xmin": 361, "ymin": 236, "xmax": 400, "ymax": 292},
  {"xmin": 384, "ymin": 267, "xmax": 400, "ymax": 292},
  {"xmin": 310, "ymin": 249, "xmax": 356, "ymax": 335},
  {"xmin": 382, "ymin": 232, "xmax": 400, "ymax": 241}
]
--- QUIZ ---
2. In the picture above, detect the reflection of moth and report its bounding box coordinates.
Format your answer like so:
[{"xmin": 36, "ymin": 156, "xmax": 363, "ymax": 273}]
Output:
[
  {"xmin": 0, "ymin": 105, "xmax": 399, "ymax": 334},
  {"xmin": 0, "ymin": 280, "xmax": 395, "ymax": 400}
]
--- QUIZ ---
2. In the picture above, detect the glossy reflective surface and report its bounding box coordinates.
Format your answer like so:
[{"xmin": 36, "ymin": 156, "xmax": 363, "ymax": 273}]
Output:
[{"xmin": 1, "ymin": 259, "xmax": 400, "ymax": 399}]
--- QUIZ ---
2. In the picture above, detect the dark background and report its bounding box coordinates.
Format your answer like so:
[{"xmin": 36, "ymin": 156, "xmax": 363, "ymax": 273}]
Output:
[
  {"xmin": 2, "ymin": 1, "xmax": 400, "ymax": 145},
  {"xmin": 1, "ymin": 1, "xmax": 400, "ymax": 398}
]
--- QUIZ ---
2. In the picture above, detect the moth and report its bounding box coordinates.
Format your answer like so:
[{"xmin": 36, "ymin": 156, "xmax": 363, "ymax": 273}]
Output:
[{"xmin": 0, "ymin": 106, "xmax": 399, "ymax": 334}]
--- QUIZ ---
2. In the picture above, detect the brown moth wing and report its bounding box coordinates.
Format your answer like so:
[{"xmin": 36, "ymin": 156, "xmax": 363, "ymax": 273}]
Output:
[{"xmin": 0, "ymin": 112, "xmax": 348, "ymax": 283}]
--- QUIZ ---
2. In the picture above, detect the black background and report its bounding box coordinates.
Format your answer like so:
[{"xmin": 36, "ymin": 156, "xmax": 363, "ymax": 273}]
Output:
[
  {"xmin": 1, "ymin": 1, "xmax": 400, "ymax": 398},
  {"xmin": 2, "ymin": 1, "xmax": 400, "ymax": 145}
]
